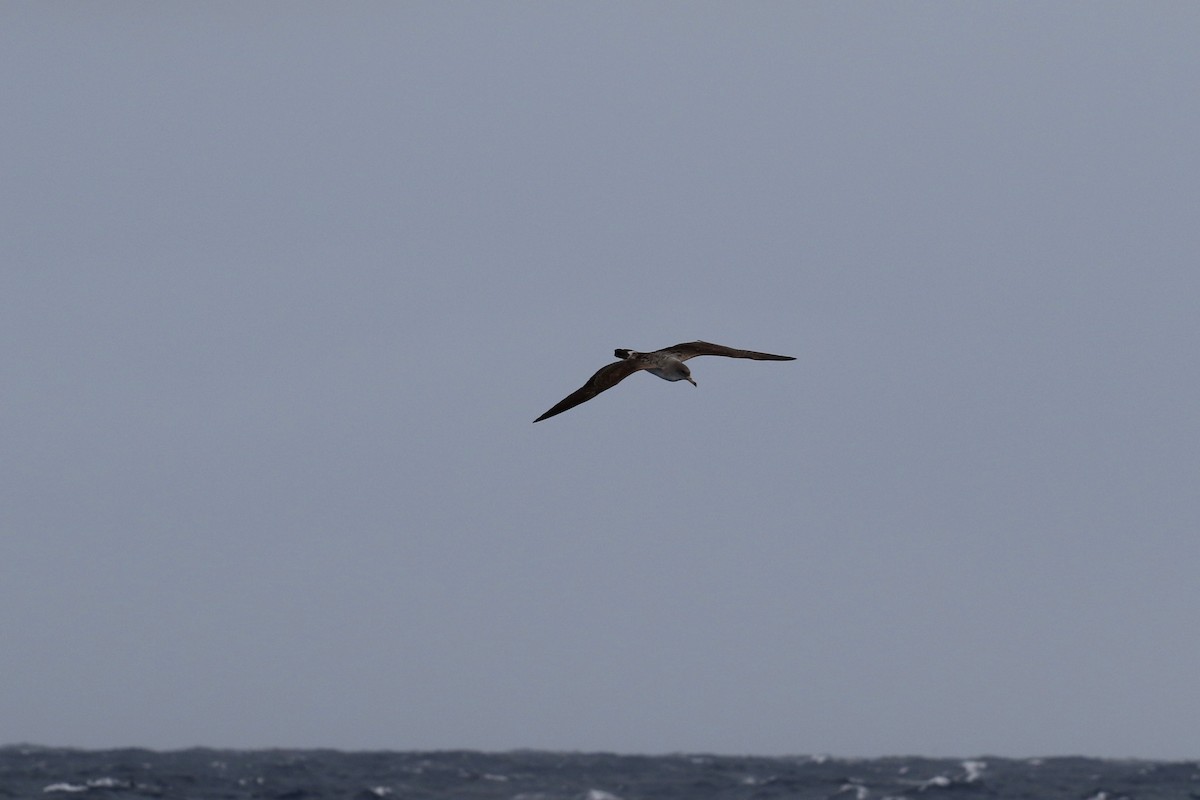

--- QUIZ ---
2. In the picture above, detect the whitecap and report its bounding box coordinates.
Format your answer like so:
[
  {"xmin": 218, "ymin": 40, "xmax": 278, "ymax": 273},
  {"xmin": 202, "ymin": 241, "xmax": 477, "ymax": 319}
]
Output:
[
  {"xmin": 961, "ymin": 760, "xmax": 986, "ymax": 782},
  {"xmin": 836, "ymin": 782, "xmax": 869, "ymax": 799},
  {"xmin": 87, "ymin": 778, "xmax": 123, "ymax": 788},
  {"xmin": 580, "ymin": 790, "xmax": 622, "ymax": 800}
]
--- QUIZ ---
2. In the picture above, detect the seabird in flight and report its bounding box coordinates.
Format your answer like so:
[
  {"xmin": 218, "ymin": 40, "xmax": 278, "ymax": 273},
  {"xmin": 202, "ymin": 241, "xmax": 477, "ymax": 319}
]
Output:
[{"xmin": 534, "ymin": 340, "xmax": 795, "ymax": 422}]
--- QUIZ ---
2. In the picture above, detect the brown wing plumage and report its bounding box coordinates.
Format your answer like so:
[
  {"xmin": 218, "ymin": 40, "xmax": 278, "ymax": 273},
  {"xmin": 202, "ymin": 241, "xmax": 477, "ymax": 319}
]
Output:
[
  {"xmin": 660, "ymin": 340, "xmax": 796, "ymax": 362},
  {"xmin": 533, "ymin": 359, "xmax": 644, "ymax": 422}
]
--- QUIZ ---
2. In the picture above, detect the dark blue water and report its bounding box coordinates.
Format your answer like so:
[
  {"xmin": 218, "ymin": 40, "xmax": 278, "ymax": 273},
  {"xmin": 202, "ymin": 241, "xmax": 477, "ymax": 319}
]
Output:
[{"xmin": 2, "ymin": 746, "xmax": 1197, "ymax": 800}]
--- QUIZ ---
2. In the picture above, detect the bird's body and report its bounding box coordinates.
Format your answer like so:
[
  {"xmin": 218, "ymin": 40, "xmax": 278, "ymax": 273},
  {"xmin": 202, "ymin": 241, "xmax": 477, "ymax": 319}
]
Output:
[
  {"xmin": 534, "ymin": 340, "xmax": 795, "ymax": 422},
  {"xmin": 617, "ymin": 348, "xmax": 696, "ymax": 384}
]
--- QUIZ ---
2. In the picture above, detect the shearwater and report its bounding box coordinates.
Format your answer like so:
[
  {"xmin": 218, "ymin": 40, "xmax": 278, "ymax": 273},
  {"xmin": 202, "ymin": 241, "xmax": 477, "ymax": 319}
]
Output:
[{"xmin": 534, "ymin": 340, "xmax": 795, "ymax": 422}]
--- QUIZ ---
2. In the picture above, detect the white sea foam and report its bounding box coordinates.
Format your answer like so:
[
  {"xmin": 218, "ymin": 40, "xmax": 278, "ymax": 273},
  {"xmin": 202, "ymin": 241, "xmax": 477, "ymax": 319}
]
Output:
[
  {"xmin": 580, "ymin": 790, "xmax": 622, "ymax": 800},
  {"xmin": 962, "ymin": 760, "xmax": 986, "ymax": 782},
  {"xmin": 87, "ymin": 778, "xmax": 122, "ymax": 788},
  {"xmin": 836, "ymin": 782, "xmax": 869, "ymax": 799},
  {"xmin": 43, "ymin": 777, "xmax": 125, "ymax": 794}
]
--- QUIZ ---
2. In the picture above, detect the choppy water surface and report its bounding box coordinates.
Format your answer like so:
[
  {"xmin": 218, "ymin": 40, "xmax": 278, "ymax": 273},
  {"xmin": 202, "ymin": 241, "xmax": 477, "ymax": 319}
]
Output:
[{"xmin": 2, "ymin": 747, "xmax": 1197, "ymax": 800}]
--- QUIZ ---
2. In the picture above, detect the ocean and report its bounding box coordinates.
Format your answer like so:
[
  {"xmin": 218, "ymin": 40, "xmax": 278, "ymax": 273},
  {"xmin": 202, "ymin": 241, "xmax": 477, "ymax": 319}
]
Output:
[{"xmin": 2, "ymin": 746, "xmax": 1196, "ymax": 800}]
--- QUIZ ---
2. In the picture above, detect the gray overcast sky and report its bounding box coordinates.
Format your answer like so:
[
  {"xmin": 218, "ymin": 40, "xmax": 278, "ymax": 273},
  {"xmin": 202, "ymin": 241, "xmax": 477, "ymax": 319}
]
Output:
[{"xmin": 2, "ymin": 3, "xmax": 1198, "ymax": 759}]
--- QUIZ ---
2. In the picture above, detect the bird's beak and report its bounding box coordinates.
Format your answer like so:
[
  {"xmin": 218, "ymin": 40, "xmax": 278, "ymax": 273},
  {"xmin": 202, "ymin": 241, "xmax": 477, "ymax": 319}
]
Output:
[{"xmin": 687, "ymin": 378, "xmax": 697, "ymax": 387}]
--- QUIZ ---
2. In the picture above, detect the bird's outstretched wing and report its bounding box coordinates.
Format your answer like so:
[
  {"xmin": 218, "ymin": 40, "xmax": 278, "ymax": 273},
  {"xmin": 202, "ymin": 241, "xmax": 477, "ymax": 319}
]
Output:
[
  {"xmin": 661, "ymin": 340, "xmax": 796, "ymax": 362},
  {"xmin": 534, "ymin": 359, "xmax": 644, "ymax": 422}
]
